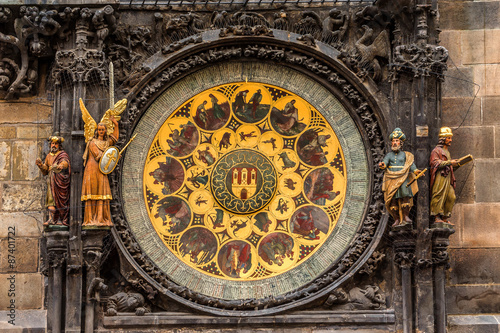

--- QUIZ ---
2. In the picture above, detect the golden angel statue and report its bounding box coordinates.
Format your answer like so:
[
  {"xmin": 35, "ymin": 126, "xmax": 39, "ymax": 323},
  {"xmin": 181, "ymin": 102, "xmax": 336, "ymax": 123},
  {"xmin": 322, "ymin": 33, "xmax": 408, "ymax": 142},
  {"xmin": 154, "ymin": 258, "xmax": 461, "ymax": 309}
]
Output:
[{"xmin": 80, "ymin": 98, "xmax": 127, "ymax": 227}]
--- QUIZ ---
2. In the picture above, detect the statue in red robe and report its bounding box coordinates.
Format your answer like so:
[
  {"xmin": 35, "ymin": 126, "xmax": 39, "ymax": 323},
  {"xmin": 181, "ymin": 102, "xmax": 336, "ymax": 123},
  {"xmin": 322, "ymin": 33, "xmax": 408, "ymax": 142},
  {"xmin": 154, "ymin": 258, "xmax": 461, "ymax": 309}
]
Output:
[{"xmin": 36, "ymin": 135, "xmax": 71, "ymax": 226}]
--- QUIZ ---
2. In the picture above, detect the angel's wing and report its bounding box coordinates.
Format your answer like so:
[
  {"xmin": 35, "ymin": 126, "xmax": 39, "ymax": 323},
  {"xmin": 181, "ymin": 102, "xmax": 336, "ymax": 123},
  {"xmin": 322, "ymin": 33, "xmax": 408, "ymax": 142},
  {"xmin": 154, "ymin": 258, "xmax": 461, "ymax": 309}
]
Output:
[
  {"xmin": 100, "ymin": 99, "xmax": 128, "ymax": 136},
  {"xmin": 79, "ymin": 98, "xmax": 97, "ymax": 143}
]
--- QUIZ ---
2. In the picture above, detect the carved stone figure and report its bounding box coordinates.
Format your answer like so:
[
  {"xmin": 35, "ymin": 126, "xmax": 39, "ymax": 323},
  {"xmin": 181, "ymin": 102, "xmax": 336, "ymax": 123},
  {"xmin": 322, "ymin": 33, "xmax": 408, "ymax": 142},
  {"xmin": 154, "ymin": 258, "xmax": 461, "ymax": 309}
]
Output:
[
  {"xmin": 322, "ymin": 8, "xmax": 347, "ymax": 44},
  {"xmin": 80, "ymin": 98, "xmax": 127, "ymax": 227},
  {"xmin": 379, "ymin": 128, "xmax": 421, "ymax": 227},
  {"xmin": 106, "ymin": 292, "xmax": 148, "ymax": 316},
  {"xmin": 36, "ymin": 135, "xmax": 71, "ymax": 226},
  {"xmin": 353, "ymin": 25, "xmax": 390, "ymax": 81},
  {"xmin": 430, "ymin": 127, "xmax": 472, "ymax": 225},
  {"xmin": 325, "ymin": 285, "xmax": 385, "ymax": 310}
]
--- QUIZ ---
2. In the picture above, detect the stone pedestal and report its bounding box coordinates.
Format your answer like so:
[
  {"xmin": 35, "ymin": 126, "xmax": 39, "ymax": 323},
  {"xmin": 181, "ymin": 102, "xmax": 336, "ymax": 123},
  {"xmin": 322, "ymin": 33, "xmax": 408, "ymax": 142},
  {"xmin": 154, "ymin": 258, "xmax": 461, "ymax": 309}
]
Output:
[
  {"xmin": 391, "ymin": 229, "xmax": 417, "ymax": 333},
  {"xmin": 82, "ymin": 229, "xmax": 109, "ymax": 333},
  {"xmin": 432, "ymin": 227, "xmax": 455, "ymax": 333},
  {"xmin": 44, "ymin": 230, "xmax": 69, "ymax": 333}
]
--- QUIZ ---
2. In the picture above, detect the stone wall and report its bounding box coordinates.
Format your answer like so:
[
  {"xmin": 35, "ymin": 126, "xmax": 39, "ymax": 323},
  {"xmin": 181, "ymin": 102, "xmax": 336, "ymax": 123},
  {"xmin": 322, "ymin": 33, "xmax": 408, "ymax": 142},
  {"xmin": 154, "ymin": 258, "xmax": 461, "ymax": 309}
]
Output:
[
  {"xmin": 439, "ymin": 0, "xmax": 500, "ymax": 315},
  {"xmin": 0, "ymin": 97, "xmax": 51, "ymax": 324}
]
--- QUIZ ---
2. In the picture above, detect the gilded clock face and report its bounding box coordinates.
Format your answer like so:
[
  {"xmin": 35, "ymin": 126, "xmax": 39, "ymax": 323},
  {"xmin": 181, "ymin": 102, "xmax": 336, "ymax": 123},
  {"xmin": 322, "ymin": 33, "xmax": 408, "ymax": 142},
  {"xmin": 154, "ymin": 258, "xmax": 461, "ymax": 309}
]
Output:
[{"xmin": 142, "ymin": 82, "xmax": 347, "ymax": 281}]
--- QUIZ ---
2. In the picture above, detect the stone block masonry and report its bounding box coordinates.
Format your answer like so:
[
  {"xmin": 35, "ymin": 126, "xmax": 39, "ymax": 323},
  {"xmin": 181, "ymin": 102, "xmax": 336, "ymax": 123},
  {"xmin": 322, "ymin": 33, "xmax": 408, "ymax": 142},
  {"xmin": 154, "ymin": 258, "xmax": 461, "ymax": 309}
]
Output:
[
  {"xmin": 0, "ymin": 99, "xmax": 52, "ymax": 315},
  {"xmin": 439, "ymin": 0, "xmax": 500, "ymax": 320}
]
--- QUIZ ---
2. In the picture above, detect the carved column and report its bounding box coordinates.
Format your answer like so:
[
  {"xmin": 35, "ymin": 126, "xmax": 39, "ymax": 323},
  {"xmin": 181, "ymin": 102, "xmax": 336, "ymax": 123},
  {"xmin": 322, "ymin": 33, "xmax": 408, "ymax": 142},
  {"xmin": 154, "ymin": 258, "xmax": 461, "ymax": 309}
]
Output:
[
  {"xmin": 50, "ymin": 8, "xmax": 111, "ymax": 332},
  {"xmin": 431, "ymin": 227, "xmax": 454, "ymax": 333},
  {"xmin": 391, "ymin": 230, "xmax": 416, "ymax": 333},
  {"xmin": 44, "ymin": 231, "xmax": 69, "ymax": 333},
  {"xmin": 82, "ymin": 230, "xmax": 108, "ymax": 333},
  {"xmin": 389, "ymin": 1, "xmax": 448, "ymax": 331}
]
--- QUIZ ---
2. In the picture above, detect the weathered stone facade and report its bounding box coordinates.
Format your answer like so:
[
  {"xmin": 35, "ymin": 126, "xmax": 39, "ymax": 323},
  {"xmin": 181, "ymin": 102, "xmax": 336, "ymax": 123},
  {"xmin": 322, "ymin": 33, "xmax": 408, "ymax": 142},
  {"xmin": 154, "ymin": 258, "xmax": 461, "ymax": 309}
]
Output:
[
  {"xmin": 0, "ymin": 98, "xmax": 50, "ymax": 329},
  {"xmin": 438, "ymin": 1, "xmax": 500, "ymax": 331},
  {"xmin": 0, "ymin": 0, "xmax": 498, "ymax": 332}
]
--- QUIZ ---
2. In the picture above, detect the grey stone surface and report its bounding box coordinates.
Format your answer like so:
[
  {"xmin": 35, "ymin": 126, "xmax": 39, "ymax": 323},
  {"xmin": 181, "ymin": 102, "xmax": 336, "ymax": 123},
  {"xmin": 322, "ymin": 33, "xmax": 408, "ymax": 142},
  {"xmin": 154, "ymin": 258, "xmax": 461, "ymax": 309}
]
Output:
[
  {"xmin": 12, "ymin": 141, "xmax": 40, "ymax": 181},
  {"xmin": 497, "ymin": 127, "xmax": 500, "ymax": 158},
  {"xmin": 0, "ymin": 309, "xmax": 46, "ymax": 332},
  {"xmin": 442, "ymin": 97, "xmax": 481, "ymax": 127},
  {"xmin": 449, "ymin": 248, "xmax": 500, "ymax": 285},
  {"xmin": 0, "ymin": 212, "xmax": 43, "ymax": 237},
  {"xmin": 449, "ymin": 203, "xmax": 463, "ymax": 248},
  {"xmin": 474, "ymin": 160, "xmax": 500, "ymax": 202},
  {"xmin": 454, "ymin": 164, "xmax": 475, "ymax": 204},
  {"xmin": 483, "ymin": 97, "xmax": 500, "ymax": 125},
  {"xmin": 449, "ymin": 126, "xmax": 494, "ymax": 159},
  {"xmin": 103, "ymin": 310, "xmax": 395, "ymax": 329},
  {"xmin": 442, "ymin": 68, "xmax": 475, "ymax": 98},
  {"xmin": 448, "ymin": 314, "xmax": 500, "ymax": 333},
  {"xmin": 0, "ymin": 238, "xmax": 39, "ymax": 273},
  {"xmin": 0, "ymin": 141, "xmax": 11, "ymax": 181},
  {"xmin": 446, "ymin": 284, "xmax": 500, "ymax": 314},
  {"xmin": 0, "ymin": 273, "xmax": 43, "ymax": 310},
  {"xmin": 440, "ymin": 1, "xmax": 500, "ymax": 31},
  {"xmin": 1, "ymin": 184, "xmax": 43, "ymax": 212},
  {"xmin": 0, "ymin": 101, "xmax": 51, "ymax": 124},
  {"xmin": 462, "ymin": 203, "xmax": 500, "ymax": 247}
]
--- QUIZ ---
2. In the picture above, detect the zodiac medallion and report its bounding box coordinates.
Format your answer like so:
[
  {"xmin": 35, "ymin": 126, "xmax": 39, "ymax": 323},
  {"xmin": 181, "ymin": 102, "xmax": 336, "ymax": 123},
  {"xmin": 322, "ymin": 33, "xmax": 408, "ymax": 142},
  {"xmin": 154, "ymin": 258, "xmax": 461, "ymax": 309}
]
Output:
[
  {"xmin": 211, "ymin": 149, "xmax": 277, "ymax": 215},
  {"xmin": 143, "ymin": 82, "xmax": 347, "ymax": 281}
]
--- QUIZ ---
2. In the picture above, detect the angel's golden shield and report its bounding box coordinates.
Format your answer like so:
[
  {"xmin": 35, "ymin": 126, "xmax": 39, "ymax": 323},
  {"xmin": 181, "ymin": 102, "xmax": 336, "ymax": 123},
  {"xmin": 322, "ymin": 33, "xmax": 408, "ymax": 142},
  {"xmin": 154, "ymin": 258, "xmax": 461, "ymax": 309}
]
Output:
[{"xmin": 99, "ymin": 146, "xmax": 120, "ymax": 175}]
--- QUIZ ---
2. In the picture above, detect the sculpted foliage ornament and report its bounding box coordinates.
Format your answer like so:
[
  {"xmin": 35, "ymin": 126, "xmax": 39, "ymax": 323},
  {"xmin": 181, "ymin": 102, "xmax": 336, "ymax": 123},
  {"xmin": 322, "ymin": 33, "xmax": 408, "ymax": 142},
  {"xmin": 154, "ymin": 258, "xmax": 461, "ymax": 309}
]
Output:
[
  {"xmin": 1, "ymin": 5, "xmax": 118, "ymax": 99},
  {"xmin": 390, "ymin": 44, "xmax": 448, "ymax": 80}
]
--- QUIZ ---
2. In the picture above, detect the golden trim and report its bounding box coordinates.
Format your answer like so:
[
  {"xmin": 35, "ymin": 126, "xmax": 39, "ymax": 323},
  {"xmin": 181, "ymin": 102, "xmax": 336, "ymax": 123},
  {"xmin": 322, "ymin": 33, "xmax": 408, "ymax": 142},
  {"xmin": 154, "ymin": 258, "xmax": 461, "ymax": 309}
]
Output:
[{"xmin": 81, "ymin": 195, "xmax": 113, "ymax": 201}]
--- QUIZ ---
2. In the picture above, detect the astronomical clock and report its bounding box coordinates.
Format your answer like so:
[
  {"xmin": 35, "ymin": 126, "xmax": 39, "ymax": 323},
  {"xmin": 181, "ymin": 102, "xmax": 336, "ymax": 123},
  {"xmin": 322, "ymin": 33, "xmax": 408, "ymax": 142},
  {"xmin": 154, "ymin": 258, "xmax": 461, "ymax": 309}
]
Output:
[
  {"xmin": 142, "ymin": 81, "xmax": 347, "ymax": 283},
  {"xmin": 120, "ymin": 62, "xmax": 371, "ymax": 311}
]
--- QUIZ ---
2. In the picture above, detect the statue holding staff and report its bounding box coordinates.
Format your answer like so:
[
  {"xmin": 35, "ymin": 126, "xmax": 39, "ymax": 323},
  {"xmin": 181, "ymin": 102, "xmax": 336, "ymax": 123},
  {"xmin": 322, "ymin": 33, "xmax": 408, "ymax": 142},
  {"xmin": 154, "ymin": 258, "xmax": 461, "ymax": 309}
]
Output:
[
  {"xmin": 36, "ymin": 135, "xmax": 71, "ymax": 226},
  {"xmin": 379, "ymin": 128, "xmax": 422, "ymax": 227}
]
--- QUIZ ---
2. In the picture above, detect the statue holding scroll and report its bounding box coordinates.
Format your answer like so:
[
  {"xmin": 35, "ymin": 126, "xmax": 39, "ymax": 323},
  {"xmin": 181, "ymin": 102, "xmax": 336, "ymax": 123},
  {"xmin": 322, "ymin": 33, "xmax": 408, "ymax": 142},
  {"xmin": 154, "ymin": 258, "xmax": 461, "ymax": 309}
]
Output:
[{"xmin": 430, "ymin": 127, "xmax": 473, "ymax": 225}]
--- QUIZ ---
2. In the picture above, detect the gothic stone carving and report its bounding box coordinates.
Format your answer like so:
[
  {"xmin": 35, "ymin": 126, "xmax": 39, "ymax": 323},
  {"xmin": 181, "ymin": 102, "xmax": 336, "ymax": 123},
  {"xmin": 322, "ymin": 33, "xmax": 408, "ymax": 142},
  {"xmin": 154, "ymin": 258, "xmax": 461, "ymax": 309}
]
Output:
[
  {"xmin": 391, "ymin": 230, "xmax": 417, "ymax": 269},
  {"xmin": 391, "ymin": 43, "xmax": 448, "ymax": 80},
  {"xmin": 1, "ymin": 5, "xmax": 118, "ymax": 99},
  {"xmin": 359, "ymin": 250, "xmax": 386, "ymax": 275},
  {"xmin": 431, "ymin": 227, "xmax": 455, "ymax": 268},
  {"xmin": 324, "ymin": 285, "xmax": 386, "ymax": 310},
  {"xmin": 106, "ymin": 292, "xmax": 150, "ymax": 316}
]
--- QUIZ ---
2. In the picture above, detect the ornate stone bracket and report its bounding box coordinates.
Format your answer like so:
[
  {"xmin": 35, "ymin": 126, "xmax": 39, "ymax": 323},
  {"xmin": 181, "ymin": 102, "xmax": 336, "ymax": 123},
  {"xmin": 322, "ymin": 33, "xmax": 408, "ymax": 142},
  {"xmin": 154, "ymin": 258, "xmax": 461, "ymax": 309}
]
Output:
[
  {"xmin": 390, "ymin": 43, "xmax": 448, "ymax": 81},
  {"xmin": 431, "ymin": 227, "xmax": 454, "ymax": 267}
]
